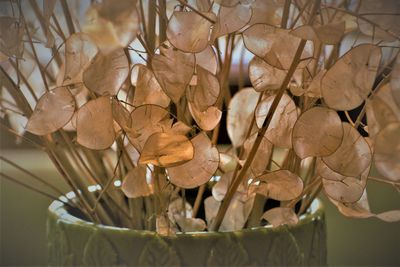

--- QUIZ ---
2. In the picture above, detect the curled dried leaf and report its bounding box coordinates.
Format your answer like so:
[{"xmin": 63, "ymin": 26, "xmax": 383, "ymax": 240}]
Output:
[
  {"xmin": 374, "ymin": 122, "xmax": 400, "ymax": 182},
  {"xmin": 129, "ymin": 104, "xmax": 170, "ymax": 151},
  {"xmin": 211, "ymin": 4, "xmax": 252, "ymax": 41},
  {"xmin": 243, "ymin": 24, "xmax": 313, "ymax": 70},
  {"xmin": 256, "ymin": 170, "xmax": 304, "ymax": 201},
  {"xmin": 321, "ymin": 44, "xmax": 381, "ymax": 110},
  {"xmin": 167, "ymin": 132, "xmax": 219, "ymax": 189},
  {"xmin": 83, "ymin": 49, "xmax": 129, "ymax": 96},
  {"xmin": 227, "ymin": 88, "xmax": 260, "ymax": 147},
  {"xmin": 262, "ymin": 207, "xmax": 298, "ymax": 227},
  {"xmin": 152, "ymin": 43, "xmax": 195, "ymax": 103},
  {"xmin": 77, "ymin": 96, "xmax": 115, "ymax": 150},
  {"xmin": 139, "ymin": 132, "xmax": 194, "ymax": 167},
  {"xmin": 188, "ymin": 102, "xmax": 222, "ymax": 131},
  {"xmin": 249, "ymin": 56, "xmax": 286, "ymax": 92},
  {"xmin": 293, "ymin": 107, "xmax": 343, "ymax": 159},
  {"xmin": 64, "ymin": 33, "xmax": 98, "ymax": 85},
  {"xmin": 131, "ymin": 64, "xmax": 170, "ymax": 108},
  {"xmin": 26, "ymin": 87, "xmax": 75, "ymax": 135},
  {"xmin": 84, "ymin": 0, "xmax": 139, "ymax": 53},
  {"xmin": 255, "ymin": 93, "xmax": 298, "ymax": 148},
  {"xmin": 167, "ymin": 11, "xmax": 214, "ymax": 53},
  {"xmin": 121, "ymin": 166, "xmax": 152, "ymax": 198}
]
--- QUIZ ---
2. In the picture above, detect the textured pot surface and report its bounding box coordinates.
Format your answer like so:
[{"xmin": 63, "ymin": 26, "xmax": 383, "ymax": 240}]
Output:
[{"xmin": 47, "ymin": 198, "xmax": 327, "ymax": 266}]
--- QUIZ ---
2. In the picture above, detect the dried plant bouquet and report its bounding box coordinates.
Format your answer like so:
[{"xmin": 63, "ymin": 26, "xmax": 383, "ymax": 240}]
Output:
[{"xmin": 1, "ymin": 0, "xmax": 400, "ymax": 234}]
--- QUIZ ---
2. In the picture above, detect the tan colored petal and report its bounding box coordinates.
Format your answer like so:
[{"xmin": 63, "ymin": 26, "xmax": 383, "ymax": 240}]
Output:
[
  {"xmin": 64, "ymin": 33, "xmax": 97, "ymax": 85},
  {"xmin": 249, "ymin": 56, "xmax": 286, "ymax": 92},
  {"xmin": 152, "ymin": 42, "xmax": 195, "ymax": 103},
  {"xmin": 139, "ymin": 132, "xmax": 194, "ymax": 167},
  {"xmin": 227, "ymin": 88, "xmax": 260, "ymax": 147},
  {"xmin": 292, "ymin": 107, "xmax": 343, "ymax": 159},
  {"xmin": 321, "ymin": 44, "xmax": 381, "ymax": 110},
  {"xmin": 128, "ymin": 104, "xmax": 170, "ymax": 151},
  {"xmin": 167, "ymin": 132, "xmax": 219, "ymax": 189},
  {"xmin": 195, "ymin": 45, "xmax": 218, "ymax": 75},
  {"xmin": 243, "ymin": 24, "xmax": 313, "ymax": 70},
  {"xmin": 322, "ymin": 123, "xmax": 372, "ymax": 177},
  {"xmin": 262, "ymin": 207, "xmax": 298, "ymax": 227},
  {"xmin": 255, "ymin": 93, "xmax": 298, "ymax": 148},
  {"xmin": 26, "ymin": 87, "xmax": 75, "ymax": 135},
  {"xmin": 256, "ymin": 170, "xmax": 304, "ymax": 201},
  {"xmin": 374, "ymin": 122, "xmax": 400, "ymax": 182},
  {"xmin": 84, "ymin": 0, "xmax": 139, "ymax": 54},
  {"xmin": 187, "ymin": 66, "xmax": 220, "ymax": 111},
  {"xmin": 188, "ymin": 102, "xmax": 222, "ymax": 131},
  {"xmin": 121, "ymin": 165, "xmax": 152, "ymax": 198},
  {"xmin": 167, "ymin": 11, "xmax": 214, "ymax": 53},
  {"xmin": 211, "ymin": 4, "xmax": 252, "ymax": 41},
  {"xmin": 83, "ymin": 49, "xmax": 129, "ymax": 96},
  {"xmin": 131, "ymin": 64, "xmax": 170, "ymax": 108},
  {"xmin": 243, "ymin": 132, "xmax": 273, "ymax": 177},
  {"xmin": 77, "ymin": 96, "xmax": 115, "ymax": 149}
]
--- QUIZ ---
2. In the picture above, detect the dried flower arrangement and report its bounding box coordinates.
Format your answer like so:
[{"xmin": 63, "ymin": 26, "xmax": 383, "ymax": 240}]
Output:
[{"xmin": 1, "ymin": 0, "xmax": 400, "ymax": 235}]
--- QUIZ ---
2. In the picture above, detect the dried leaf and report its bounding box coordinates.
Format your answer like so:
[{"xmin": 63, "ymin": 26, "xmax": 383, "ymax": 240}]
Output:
[
  {"xmin": 205, "ymin": 195, "xmax": 255, "ymax": 231},
  {"xmin": 322, "ymin": 168, "xmax": 368, "ymax": 203},
  {"xmin": 111, "ymin": 99, "xmax": 131, "ymax": 131},
  {"xmin": 304, "ymin": 69, "xmax": 325, "ymax": 98},
  {"xmin": 212, "ymin": 171, "xmax": 250, "ymax": 202},
  {"xmin": 243, "ymin": 24, "xmax": 313, "ymax": 70},
  {"xmin": 243, "ymin": 132, "xmax": 273, "ymax": 177},
  {"xmin": 262, "ymin": 207, "xmax": 298, "ymax": 227},
  {"xmin": 152, "ymin": 43, "xmax": 195, "ymax": 103},
  {"xmin": 391, "ymin": 55, "xmax": 400, "ymax": 106},
  {"xmin": 357, "ymin": 0, "xmax": 400, "ymax": 41},
  {"xmin": 374, "ymin": 122, "xmax": 400, "ymax": 182},
  {"xmin": 77, "ymin": 96, "xmax": 115, "ymax": 149},
  {"xmin": 187, "ymin": 66, "xmax": 220, "ymax": 111},
  {"xmin": 84, "ymin": 0, "xmax": 139, "ymax": 53},
  {"xmin": 321, "ymin": 44, "xmax": 381, "ymax": 110},
  {"xmin": 256, "ymin": 170, "xmax": 304, "ymax": 201},
  {"xmin": 26, "ymin": 87, "xmax": 75, "ymax": 135},
  {"xmin": 121, "ymin": 166, "xmax": 152, "ymax": 198},
  {"xmin": 167, "ymin": 132, "xmax": 219, "ymax": 189},
  {"xmin": 83, "ymin": 49, "xmax": 129, "ymax": 96},
  {"xmin": 128, "ymin": 104, "xmax": 170, "ymax": 151},
  {"xmin": 249, "ymin": 56, "xmax": 286, "ymax": 92},
  {"xmin": 369, "ymin": 83, "xmax": 400, "ymax": 137},
  {"xmin": 188, "ymin": 102, "xmax": 222, "ymax": 131},
  {"xmin": 167, "ymin": 11, "xmax": 214, "ymax": 53},
  {"xmin": 248, "ymin": 0, "xmax": 284, "ymax": 26},
  {"xmin": 131, "ymin": 64, "xmax": 170, "ymax": 108},
  {"xmin": 174, "ymin": 216, "xmax": 207, "ymax": 232},
  {"xmin": 291, "ymin": 22, "xmax": 345, "ymax": 44},
  {"xmin": 293, "ymin": 107, "xmax": 343, "ymax": 159},
  {"xmin": 214, "ymin": 0, "xmax": 240, "ymax": 7},
  {"xmin": 169, "ymin": 121, "xmax": 192, "ymax": 136},
  {"xmin": 195, "ymin": 45, "xmax": 218, "ymax": 75},
  {"xmin": 0, "ymin": 17, "xmax": 24, "ymax": 59},
  {"xmin": 43, "ymin": 0, "xmax": 56, "ymax": 48},
  {"xmin": 227, "ymin": 88, "xmax": 260, "ymax": 147},
  {"xmin": 139, "ymin": 132, "xmax": 194, "ymax": 167},
  {"xmin": 64, "ymin": 33, "xmax": 98, "ymax": 85},
  {"xmin": 375, "ymin": 210, "xmax": 400, "ymax": 222},
  {"xmin": 211, "ymin": 4, "xmax": 252, "ymax": 41},
  {"xmin": 156, "ymin": 215, "xmax": 178, "ymax": 236},
  {"xmin": 322, "ymin": 123, "xmax": 372, "ymax": 177},
  {"xmin": 255, "ymin": 93, "xmax": 298, "ymax": 148}
]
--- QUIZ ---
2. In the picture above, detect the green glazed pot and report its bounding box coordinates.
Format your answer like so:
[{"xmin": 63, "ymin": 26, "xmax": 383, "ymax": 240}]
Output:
[{"xmin": 47, "ymin": 198, "xmax": 327, "ymax": 266}]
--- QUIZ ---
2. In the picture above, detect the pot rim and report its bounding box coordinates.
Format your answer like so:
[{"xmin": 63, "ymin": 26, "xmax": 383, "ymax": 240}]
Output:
[{"xmin": 49, "ymin": 192, "xmax": 324, "ymax": 237}]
